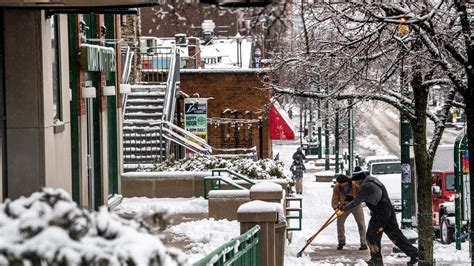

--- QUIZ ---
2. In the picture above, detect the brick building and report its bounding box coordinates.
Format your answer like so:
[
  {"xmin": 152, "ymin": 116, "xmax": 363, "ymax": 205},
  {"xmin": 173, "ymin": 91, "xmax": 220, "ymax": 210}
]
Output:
[{"xmin": 180, "ymin": 69, "xmax": 272, "ymax": 158}]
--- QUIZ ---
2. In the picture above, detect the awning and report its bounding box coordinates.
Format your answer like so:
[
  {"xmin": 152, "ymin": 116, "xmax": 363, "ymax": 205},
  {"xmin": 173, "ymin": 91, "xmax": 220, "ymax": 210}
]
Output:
[
  {"xmin": 0, "ymin": 0, "xmax": 160, "ymax": 8},
  {"xmin": 269, "ymin": 101, "xmax": 295, "ymax": 140}
]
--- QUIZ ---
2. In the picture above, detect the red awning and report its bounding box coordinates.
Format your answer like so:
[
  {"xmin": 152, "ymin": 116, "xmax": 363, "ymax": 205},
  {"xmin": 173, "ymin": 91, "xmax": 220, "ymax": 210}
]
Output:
[{"xmin": 269, "ymin": 101, "xmax": 295, "ymax": 140}]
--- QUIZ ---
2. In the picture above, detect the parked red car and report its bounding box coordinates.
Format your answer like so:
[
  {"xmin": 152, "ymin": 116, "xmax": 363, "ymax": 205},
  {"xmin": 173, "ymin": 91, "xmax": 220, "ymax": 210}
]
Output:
[{"xmin": 432, "ymin": 171, "xmax": 456, "ymax": 244}]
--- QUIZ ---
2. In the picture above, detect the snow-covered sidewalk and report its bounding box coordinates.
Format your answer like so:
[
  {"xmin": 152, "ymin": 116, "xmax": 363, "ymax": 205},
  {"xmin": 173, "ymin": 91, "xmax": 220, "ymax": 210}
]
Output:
[{"xmin": 112, "ymin": 140, "xmax": 471, "ymax": 265}]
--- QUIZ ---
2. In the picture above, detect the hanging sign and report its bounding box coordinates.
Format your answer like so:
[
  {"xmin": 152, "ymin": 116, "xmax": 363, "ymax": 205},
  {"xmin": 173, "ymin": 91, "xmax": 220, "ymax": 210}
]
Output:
[{"xmin": 184, "ymin": 98, "xmax": 208, "ymax": 142}]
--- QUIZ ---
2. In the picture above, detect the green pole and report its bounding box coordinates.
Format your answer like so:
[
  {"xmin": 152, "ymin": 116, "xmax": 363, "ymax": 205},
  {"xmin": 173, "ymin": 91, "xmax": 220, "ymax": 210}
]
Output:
[
  {"xmin": 348, "ymin": 100, "xmax": 353, "ymax": 176},
  {"xmin": 86, "ymin": 14, "xmax": 103, "ymax": 210},
  {"xmin": 400, "ymin": 57, "xmax": 412, "ymax": 229},
  {"xmin": 335, "ymin": 107, "xmax": 339, "ymax": 174},
  {"xmin": 454, "ymin": 132, "xmax": 467, "ymax": 250},
  {"xmin": 105, "ymin": 14, "xmax": 119, "ymax": 196},
  {"xmin": 324, "ymin": 98, "xmax": 330, "ymax": 171},
  {"xmin": 317, "ymin": 86, "xmax": 322, "ymax": 159},
  {"xmin": 68, "ymin": 15, "xmax": 81, "ymax": 204}
]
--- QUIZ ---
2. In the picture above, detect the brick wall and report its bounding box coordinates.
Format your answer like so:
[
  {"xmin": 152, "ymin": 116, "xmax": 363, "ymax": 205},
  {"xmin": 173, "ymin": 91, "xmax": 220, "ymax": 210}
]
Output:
[{"xmin": 180, "ymin": 70, "xmax": 272, "ymax": 158}]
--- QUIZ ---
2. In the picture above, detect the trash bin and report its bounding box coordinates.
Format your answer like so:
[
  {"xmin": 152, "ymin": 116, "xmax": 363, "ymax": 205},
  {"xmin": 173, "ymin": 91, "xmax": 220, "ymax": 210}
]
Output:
[{"xmin": 275, "ymin": 221, "xmax": 287, "ymax": 266}]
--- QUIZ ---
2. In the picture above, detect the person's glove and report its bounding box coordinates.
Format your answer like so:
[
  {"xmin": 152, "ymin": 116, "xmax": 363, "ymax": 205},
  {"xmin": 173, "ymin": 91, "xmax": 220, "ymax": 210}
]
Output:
[
  {"xmin": 345, "ymin": 195, "xmax": 354, "ymax": 202},
  {"xmin": 335, "ymin": 209, "xmax": 344, "ymax": 217}
]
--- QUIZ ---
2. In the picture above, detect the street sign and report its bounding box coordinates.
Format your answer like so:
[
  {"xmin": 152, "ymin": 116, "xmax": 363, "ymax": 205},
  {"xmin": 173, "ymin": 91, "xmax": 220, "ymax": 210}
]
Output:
[{"xmin": 184, "ymin": 98, "xmax": 208, "ymax": 142}]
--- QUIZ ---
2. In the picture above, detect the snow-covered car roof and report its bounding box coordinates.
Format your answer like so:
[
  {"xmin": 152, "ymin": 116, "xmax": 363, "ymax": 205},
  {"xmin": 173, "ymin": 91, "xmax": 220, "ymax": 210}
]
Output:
[{"xmin": 364, "ymin": 155, "xmax": 399, "ymax": 164}]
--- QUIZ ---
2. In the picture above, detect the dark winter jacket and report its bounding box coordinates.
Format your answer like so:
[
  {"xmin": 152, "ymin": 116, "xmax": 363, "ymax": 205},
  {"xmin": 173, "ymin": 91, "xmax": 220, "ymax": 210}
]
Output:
[
  {"xmin": 342, "ymin": 176, "xmax": 386, "ymax": 212},
  {"xmin": 290, "ymin": 161, "xmax": 306, "ymax": 178}
]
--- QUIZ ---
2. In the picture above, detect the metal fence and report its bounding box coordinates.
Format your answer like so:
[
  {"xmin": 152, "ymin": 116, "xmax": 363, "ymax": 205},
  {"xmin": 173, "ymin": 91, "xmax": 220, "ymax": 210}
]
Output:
[{"xmin": 193, "ymin": 225, "xmax": 260, "ymax": 266}]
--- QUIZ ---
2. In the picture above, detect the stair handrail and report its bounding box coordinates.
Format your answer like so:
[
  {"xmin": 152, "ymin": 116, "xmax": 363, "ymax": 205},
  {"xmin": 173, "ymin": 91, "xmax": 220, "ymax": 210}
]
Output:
[
  {"xmin": 121, "ymin": 47, "xmax": 134, "ymax": 117},
  {"xmin": 148, "ymin": 120, "xmax": 212, "ymax": 159},
  {"xmin": 161, "ymin": 48, "xmax": 180, "ymax": 159},
  {"xmin": 156, "ymin": 120, "xmax": 212, "ymax": 152}
]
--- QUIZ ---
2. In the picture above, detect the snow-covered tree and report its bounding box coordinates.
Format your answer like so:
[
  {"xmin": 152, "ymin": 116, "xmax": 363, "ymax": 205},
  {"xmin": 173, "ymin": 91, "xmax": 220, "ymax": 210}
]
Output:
[{"xmin": 267, "ymin": 1, "xmax": 472, "ymax": 263}]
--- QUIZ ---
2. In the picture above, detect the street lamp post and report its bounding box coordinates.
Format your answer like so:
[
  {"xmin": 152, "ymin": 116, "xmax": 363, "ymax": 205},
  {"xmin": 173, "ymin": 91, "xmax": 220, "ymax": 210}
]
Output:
[
  {"xmin": 397, "ymin": 16, "xmax": 413, "ymax": 230},
  {"xmin": 400, "ymin": 57, "xmax": 413, "ymax": 229},
  {"xmin": 317, "ymin": 85, "xmax": 322, "ymax": 159},
  {"xmin": 324, "ymin": 92, "xmax": 330, "ymax": 171},
  {"xmin": 348, "ymin": 99, "xmax": 354, "ymax": 176}
]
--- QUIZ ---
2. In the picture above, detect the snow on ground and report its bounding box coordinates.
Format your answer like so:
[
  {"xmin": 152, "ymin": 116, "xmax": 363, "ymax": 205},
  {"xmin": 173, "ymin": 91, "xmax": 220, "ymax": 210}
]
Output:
[
  {"xmin": 167, "ymin": 218, "xmax": 240, "ymax": 263},
  {"xmin": 273, "ymin": 141, "xmax": 471, "ymax": 265},
  {"xmin": 114, "ymin": 197, "xmax": 208, "ymax": 216}
]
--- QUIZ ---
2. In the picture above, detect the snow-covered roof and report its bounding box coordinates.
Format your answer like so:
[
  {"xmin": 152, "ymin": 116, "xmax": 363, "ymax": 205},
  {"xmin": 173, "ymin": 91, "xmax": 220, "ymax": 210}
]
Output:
[
  {"xmin": 181, "ymin": 68, "xmax": 272, "ymax": 74},
  {"xmin": 200, "ymin": 38, "xmax": 253, "ymax": 69}
]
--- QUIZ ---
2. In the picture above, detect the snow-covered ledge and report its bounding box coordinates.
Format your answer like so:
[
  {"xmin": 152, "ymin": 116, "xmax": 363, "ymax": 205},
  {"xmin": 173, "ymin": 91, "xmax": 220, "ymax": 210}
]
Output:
[
  {"xmin": 208, "ymin": 190, "xmax": 251, "ymax": 221},
  {"xmin": 249, "ymin": 182, "xmax": 283, "ymax": 203},
  {"xmin": 121, "ymin": 171, "xmax": 211, "ymax": 198},
  {"xmin": 237, "ymin": 200, "xmax": 279, "ymax": 266}
]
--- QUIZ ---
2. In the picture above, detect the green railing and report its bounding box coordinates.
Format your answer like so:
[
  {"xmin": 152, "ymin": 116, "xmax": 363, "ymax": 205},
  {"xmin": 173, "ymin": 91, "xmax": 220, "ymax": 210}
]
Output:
[
  {"xmin": 286, "ymin": 196, "xmax": 303, "ymax": 231},
  {"xmin": 203, "ymin": 169, "xmax": 256, "ymax": 199},
  {"xmin": 212, "ymin": 169, "xmax": 256, "ymax": 185},
  {"xmin": 193, "ymin": 225, "xmax": 260, "ymax": 266},
  {"xmin": 204, "ymin": 176, "xmax": 248, "ymax": 199}
]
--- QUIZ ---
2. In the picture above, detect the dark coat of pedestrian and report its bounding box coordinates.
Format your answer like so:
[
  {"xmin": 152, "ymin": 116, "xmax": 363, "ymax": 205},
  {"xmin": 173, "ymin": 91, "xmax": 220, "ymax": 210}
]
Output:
[
  {"xmin": 290, "ymin": 159, "xmax": 305, "ymax": 194},
  {"xmin": 342, "ymin": 169, "xmax": 418, "ymax": 265},
  {"xmin": 292, "ymin": 147, "xmax": 306, "ymax": 162},
  {"xmin": 331, "ymin": 174, "xmax": 367, "ymax": 251}
]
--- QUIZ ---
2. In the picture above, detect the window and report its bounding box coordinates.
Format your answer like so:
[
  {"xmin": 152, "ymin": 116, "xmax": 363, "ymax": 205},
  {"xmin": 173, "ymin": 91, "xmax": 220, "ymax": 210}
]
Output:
[
  {"xmin": 445, "ymin": 174, "xmax": 455, "ymax": 191},
  {"xmin": 51, "ymin": 15, "xmax": 61, "ymax": 122},
  {"xmin": 371, "ymin": 163, "xmax": 401, "ymax": 175}
]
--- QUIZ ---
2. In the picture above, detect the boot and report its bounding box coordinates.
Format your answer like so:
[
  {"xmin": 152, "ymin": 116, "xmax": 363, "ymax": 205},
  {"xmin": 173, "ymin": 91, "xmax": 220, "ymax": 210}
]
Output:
[
  {"xmin": 336, "ymin": 243, "xmax": 344, "ymax": 250},
  {"xmin": 407, "ymin": 256, "xmax": 418, "ymax": 265},
  {"xmin": 365, "ymin": 258, "xmax": 383, "ymax": 266},
  {"xmin": 359, "ymin": 244, "xmax": 368, "ymax": 250}
]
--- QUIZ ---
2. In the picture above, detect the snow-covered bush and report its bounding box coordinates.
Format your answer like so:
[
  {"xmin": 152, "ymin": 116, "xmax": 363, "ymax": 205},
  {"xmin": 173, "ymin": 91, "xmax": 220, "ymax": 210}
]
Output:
[
  {"xmin": 151, "ymin": 155, "xmax": 290, "ymax": 181},
  {"xmin": 0, "ymin": 188, "xmax": 185, "ymax": 265}
]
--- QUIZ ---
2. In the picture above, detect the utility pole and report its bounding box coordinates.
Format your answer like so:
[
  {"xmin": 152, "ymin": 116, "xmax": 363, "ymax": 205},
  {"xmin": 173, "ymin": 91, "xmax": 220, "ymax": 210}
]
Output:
[
  {"xmin": 348, "ymin": 100, "xmax": 354, "ymax": 176},
  {"xmin": 400, "ymin": 56, "xmax": 413, "ymax": 229},
  {"xmin": 335, "ymin": 107, "xmax": 339, "ymax": 174}
]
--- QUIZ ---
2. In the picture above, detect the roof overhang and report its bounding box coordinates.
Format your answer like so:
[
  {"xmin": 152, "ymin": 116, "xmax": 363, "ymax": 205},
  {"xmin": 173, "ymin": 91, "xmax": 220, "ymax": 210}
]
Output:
[{"xmin": 0, "ymin": 0, "xmax": 160, "ymax": 8}]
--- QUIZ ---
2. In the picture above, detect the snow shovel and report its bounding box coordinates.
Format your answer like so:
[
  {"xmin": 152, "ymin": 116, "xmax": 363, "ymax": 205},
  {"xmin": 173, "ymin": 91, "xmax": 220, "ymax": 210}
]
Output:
[{"xmin": 296, "ymin": 209, "xmax": 340, "ymax": 258}]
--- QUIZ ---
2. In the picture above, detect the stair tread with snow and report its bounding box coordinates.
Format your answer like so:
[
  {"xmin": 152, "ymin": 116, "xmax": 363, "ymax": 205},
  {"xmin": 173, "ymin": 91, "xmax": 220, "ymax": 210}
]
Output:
[{"xmin": 123, "ymin": 84, "xmax": 168, "ymax": 171}]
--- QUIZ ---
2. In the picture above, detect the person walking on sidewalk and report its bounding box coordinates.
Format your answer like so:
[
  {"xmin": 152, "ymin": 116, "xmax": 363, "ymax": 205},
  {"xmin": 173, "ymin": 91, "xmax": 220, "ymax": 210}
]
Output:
[
  {"xmin": 341, "ymin": 169, "xmax": 418, "ymax": 265},
  {"xmin": 290, "ymin": 156, "xmax": 305, "ymax": 194},
  {"xmin": 292, "ymin": 147, "xmax": 306, "ymax": 162},
  {"xmin": 331, "ymin": 174, "xmax": 367, "ymax": 251}
]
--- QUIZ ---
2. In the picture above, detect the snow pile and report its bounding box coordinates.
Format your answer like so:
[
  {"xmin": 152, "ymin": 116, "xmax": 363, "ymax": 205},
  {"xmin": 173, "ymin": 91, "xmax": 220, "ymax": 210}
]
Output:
[
  {"xmin": 167, "ymin": 218, "xmax": 239, "ymax": 263},
  {"xmin": 151, "ymin": 155, "xmax": 290, "ymax": 181},
  {"xmin": 0, "ymin": 188, "xmax": 185, "ymax": 265},
  {"xmin": 114, "ymin": 197, "xmax": 208, "ymax": 217}
]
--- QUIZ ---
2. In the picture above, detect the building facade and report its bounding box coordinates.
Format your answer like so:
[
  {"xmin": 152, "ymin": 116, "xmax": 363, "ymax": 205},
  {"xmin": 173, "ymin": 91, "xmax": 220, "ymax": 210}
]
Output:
[{"xmin": 0, "ymin": 2, "xmax": 159, "ymax": 208}]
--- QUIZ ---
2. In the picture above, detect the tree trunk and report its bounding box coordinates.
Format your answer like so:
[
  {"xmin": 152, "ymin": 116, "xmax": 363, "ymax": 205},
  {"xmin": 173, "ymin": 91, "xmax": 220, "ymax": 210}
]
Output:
[{"xmin": 411, "ymin": 74, "xmax": 434, "ymax": 264}]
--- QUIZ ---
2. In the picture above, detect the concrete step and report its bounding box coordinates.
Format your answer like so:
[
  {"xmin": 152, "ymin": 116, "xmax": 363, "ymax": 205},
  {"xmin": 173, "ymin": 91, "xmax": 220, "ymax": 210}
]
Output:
[{"xmin": 126, "ymin": 105, "xmax": 163, "ymax": 111}]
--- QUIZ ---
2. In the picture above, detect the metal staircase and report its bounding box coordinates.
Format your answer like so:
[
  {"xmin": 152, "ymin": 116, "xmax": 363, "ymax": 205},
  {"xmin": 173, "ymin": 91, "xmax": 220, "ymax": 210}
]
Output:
[{"xmin": 123, "ymin": 85, "xmax": 167, "ymax": 171}]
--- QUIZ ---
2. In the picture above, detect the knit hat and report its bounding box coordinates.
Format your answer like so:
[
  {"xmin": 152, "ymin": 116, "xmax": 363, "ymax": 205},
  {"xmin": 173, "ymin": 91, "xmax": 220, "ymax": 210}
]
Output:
[
  {"xmin": 336, "ymin": 174, "xmax": 349, "ymax": 183},
  {"xmin": 352, "ymin": 166, "xmax": 366, "ymax": 181}
]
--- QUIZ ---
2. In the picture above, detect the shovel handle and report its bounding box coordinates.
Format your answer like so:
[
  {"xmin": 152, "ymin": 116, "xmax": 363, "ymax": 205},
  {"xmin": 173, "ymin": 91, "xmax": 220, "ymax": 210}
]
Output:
[{"xmin": 297, "ymin": 210, "xmax": 339, "ymax": 257}]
